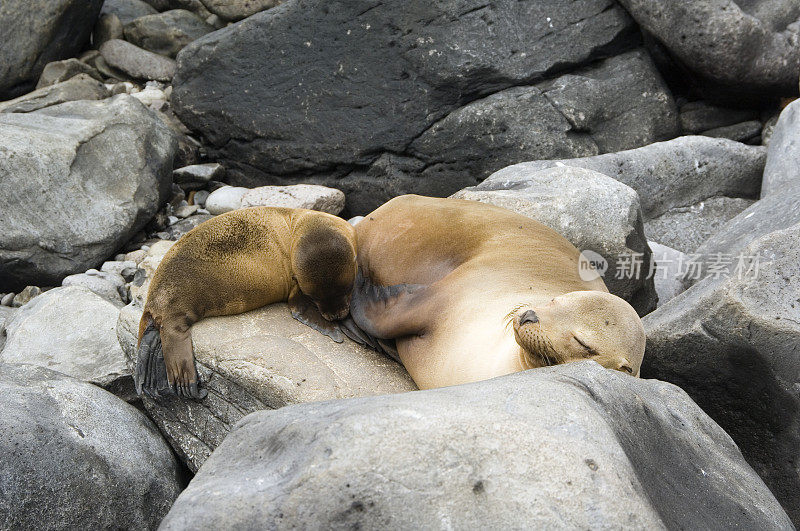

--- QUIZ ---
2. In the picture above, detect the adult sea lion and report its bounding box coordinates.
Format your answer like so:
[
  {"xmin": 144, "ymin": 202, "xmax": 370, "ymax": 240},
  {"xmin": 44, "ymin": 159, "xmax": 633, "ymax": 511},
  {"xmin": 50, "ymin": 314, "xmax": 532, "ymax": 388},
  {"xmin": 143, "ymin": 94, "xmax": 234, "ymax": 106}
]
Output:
[
  {"xmin": 136, "ymin": 207, "xmax": 358, "ymax": 399},
  {"xmin": 346, "ymin": 195, "xmax": 645, "ymax": 390}
]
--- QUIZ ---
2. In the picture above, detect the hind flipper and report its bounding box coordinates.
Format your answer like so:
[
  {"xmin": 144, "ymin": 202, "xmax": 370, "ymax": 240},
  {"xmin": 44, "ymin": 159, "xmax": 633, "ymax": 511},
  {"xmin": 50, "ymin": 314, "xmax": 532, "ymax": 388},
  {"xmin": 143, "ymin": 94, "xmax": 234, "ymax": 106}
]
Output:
[
  {"xmin": 160, "ymin": 321, "xmax": 206, "ymax": 400},
  {"xmin": 135, "ymin": 319, "xmax": 175, "ymax": 399},
  {"xmin": 288, "ymin": 287, "xmax": 343, "ymax": 342}
]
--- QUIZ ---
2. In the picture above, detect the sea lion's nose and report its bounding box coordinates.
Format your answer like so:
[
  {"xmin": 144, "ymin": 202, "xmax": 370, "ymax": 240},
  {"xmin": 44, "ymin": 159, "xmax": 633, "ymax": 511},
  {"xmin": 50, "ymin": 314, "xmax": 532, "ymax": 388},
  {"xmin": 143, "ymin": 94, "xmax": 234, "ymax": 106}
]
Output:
[{"xmin": 519, "ymin": 310, "xmax": 539, "ymax": 325}]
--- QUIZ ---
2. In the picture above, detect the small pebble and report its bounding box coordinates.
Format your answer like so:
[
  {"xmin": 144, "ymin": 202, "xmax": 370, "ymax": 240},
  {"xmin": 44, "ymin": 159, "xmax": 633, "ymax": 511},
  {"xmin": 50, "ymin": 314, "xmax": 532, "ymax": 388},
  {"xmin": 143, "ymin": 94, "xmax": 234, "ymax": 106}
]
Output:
[
  {"xmin": 175, "ymin": 204, "xmax": 199, "ymax": 218},
  {"xmin": 168, "ymin": 215, "xmax": 180, "ymax": 225},
  {"xmin": 1, "ymin": 293, "xmax": 13, "ymax": 306},
  {"xmin": 125, "ymin": 249, "xmax": 147, "ymax": 264},
  {"xmin": 192, "ymin": 190, "xmax": 210, "ymax": 207},
  {"xmin": 12, "ymin": 286, "xmax": 42, "ymax": 308}
]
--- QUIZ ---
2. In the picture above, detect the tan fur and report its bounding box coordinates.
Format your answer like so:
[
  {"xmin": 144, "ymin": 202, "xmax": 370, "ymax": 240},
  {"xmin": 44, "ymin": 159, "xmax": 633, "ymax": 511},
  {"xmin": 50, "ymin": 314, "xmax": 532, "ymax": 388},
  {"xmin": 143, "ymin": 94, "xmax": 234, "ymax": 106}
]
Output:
[
  {"xmin": 354, "ymin": 195, "xmax": 646, "ymax": 389},
  {"xmin": 138, "ymin": 207, "xmax": 357, "ymax": 393}
]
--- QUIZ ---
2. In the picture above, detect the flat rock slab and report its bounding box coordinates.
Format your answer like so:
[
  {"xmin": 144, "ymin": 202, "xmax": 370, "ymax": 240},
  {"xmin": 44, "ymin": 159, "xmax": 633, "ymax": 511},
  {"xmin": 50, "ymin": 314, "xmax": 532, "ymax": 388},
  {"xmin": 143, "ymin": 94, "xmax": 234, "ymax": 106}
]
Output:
[
  {"xmin": 160, "ymin": 362, "xmax": 792, "ymax": 530},
  {"xmin": 644, "ymin": 223, "xmax": 800, "ymax": 524},
  {"xmin": 480, "ymin": 136, "xmax": 765, "ymax": 219},
  {"xmin": 0, "ymin": 95, "xmax": 177, "ymax": 291},
  {"xmin": 0, "ymin": 363, "xmax": 183, "ymax": 530},
  {"xmin": 100, "ymin": 39, "xmax": 177, "ymax": 82},
  {"xmin": 0, "ymin": 0, "xmax": 103, "ymax": 99},
  {"xmin": 117, "ymin": 242, "xmax": 416, "ymax": 471},
  {"xmin": 453, "ymin": 167, "xmax": 657, "ymax": 314},
  {"xmin": 0, "ymin": 74, "xmax": 110, "ymax": 114}
]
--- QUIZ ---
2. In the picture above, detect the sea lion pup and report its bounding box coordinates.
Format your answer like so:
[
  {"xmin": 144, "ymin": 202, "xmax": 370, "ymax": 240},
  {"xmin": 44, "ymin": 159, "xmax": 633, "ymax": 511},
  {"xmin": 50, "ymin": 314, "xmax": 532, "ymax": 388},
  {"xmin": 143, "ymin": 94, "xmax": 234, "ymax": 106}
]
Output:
[
  {"xmin": 136, "ymin": 207, "xmax": 358, "ymax": 399},
  {"xmin": 345, "ymin": 195, "xmax": 645, "ymax": 390}
]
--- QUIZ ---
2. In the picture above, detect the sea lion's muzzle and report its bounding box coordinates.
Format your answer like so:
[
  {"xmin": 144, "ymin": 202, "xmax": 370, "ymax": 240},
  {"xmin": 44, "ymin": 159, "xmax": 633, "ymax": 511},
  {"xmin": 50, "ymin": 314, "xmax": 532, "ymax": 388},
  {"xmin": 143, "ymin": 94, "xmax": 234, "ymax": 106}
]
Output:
[{"xmin": 519, "ymin": 310, "xmax": 539, "ymax": 325}]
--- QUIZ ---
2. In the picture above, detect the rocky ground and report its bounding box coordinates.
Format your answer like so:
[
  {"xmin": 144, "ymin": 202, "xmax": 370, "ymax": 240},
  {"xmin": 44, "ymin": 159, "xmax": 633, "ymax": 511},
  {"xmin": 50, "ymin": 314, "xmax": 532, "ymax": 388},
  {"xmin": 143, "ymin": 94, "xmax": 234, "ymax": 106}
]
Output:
[{"xmin": 1, "ymin": 0, "xmax": 799, "ymax": 528}]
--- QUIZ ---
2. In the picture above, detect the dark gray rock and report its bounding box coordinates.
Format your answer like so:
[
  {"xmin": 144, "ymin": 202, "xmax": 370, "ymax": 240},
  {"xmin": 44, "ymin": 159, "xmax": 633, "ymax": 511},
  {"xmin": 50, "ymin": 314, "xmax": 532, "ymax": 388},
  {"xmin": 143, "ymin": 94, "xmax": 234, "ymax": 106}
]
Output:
[
  {"xmin": 679, "ymin": 100, "xmax": 760, "ymax": 134},
  {"xmin": 453, "ymin": 167, "xmax": 657, "ymax": 315},
  {"xmin": 763, "ymin": 98, "xmax": 800, "ymax": 197},
  {"xmin": 617, "ymin": 0, "xmax": 800, "ymax": 99},
  {"xmin": 644, "ymin": 196, "xmax": 755, "ymax": 254},
  {"xmin": 160, "ymin": 362, "xmax": 792, "ymax": 530},
  {"xmin": 173, "ymin": 162, "xmax": 225, "ymax": 190},
  {"xmin": 643, "ymin": 223, "xmax": 800, "ymax": 524},
  {"xmin": 0, "ymin": 0, "xmax": 104, "ymax": 99},
  {"xmin": 0, "ymin": 95, "xmax": 178, "ymax": 292},
  {"xmin": 198, "ymin": 0, "xmax": 279, "ymax": 21},
  {"xmin": 480, "ymin": 136, "xmax": 765, "ymax": 219},
  {"xmin": 124, "ymin": 9, "xmax": 214, "ymax": 58},
  {"xmin": 36, "ymin": 58, "xmax": 103, "ymax": 89},
  {"xmin": 396, "ymin": 50, "xmax": 678, "ymax": 203},
  {"xmin": 0, "ymin": 363, "xmax": 183, "ymax": 529},
  {"xmin": 701, "ymin": 120, "xmax": 763, "ymax": 143},
  {"xmin": 299, "ymin": 49, "xmax": 678, "ymax": 215},
  {"xmin": 692, "ymin": 186, "xmax": 800, "ymax": 277},
  {"xmin": 100, "ymin": 39, "xmax": 177, "ymax": 82},
  {"xmin": 100, "ymin": 0, "xmax": 158, "ymax": 24},
  {"xmin": 0, "ymin": 74, "xmax": 110, "ymax": 114},
  {"xmin": 173, "ymin": 0, "xmax": 650, "ymax": 214}
]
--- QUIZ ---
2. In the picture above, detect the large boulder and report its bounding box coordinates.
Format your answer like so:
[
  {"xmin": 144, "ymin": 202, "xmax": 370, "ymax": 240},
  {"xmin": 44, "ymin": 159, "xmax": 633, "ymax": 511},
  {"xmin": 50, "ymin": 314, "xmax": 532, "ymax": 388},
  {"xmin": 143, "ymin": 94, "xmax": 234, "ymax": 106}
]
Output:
[
  {"xmin": 160, "ymin": 362, "xmax": 792, "ymax": 529},
  {"xmin": 0, "ymin": 95, "xmax": 178, "ymax": 292},
  {"xmin": 617, "ymin": 0, "xmax": 800, "ymax": 99},
  {"xmin": 0, "ymin": 363, "xmax": 183, "ymax": 529},
  {"xmin": 481, "ymin": 136, "xmax": 765, "ymax": 219},
  {"xmin": 762, "ymin": 98, "xmax": 800, "ymax": 197},
  {"xmin": 453, "ymin": 167, "xmax": 656, "ymax": 315},
  {"xmin": 117, "ymin": 241, "xmax": 416, "ymax": 471},
  {"xmin": 0, "ymin": 286, "xmax": 131, "ymax": 397},
  {"xmin": 172, "ymin": 0, "xmax": 685, "ymax": 214},
  {"xmin": 643, "ymin": 223, "xmax": 800, "ymax": 524},
  {"xmin": 0, "ymin": 0, "xmax": 104, "ymax": 99}
]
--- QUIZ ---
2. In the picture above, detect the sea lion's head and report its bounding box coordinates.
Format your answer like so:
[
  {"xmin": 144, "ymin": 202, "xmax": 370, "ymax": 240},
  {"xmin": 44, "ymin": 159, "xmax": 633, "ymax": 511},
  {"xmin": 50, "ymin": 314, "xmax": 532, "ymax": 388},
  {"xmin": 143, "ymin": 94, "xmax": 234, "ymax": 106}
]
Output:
[
  {"xmin": 512, "ymin": 290, "xmax": 645, "ymax": 376},
  {"xmin": 292, "ymin": 216, "xmax": 358, "ymax": 321}
]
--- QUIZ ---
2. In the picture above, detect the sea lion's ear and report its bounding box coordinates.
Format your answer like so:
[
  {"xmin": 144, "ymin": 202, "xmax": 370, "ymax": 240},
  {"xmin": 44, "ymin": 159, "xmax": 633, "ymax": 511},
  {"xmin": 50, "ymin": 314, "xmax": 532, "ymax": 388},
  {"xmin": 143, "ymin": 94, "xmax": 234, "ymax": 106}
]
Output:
[{"xmin": 288, "ymin": 287, "xmax": 344, "ymax": 342}]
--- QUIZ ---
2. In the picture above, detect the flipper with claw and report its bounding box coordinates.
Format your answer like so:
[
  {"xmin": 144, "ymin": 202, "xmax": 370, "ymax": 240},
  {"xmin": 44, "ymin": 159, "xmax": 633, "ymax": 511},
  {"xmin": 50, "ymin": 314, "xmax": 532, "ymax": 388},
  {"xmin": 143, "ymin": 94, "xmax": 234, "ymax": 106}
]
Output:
[
  {"xmin": 288, "ymin": 287, "xmax": 344, "ymax": 342},
  {"xmin": 136, "ymin": 315, "xmax": 207, "ymax": 400}
]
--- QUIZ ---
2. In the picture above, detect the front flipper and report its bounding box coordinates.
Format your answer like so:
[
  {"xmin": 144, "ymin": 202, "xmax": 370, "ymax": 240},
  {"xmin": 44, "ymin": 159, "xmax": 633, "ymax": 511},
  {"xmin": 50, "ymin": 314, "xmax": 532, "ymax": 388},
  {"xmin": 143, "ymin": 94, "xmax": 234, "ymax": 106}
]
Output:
[
  {"xmin": 350, "ymin": 269, "xmax": 431, "ymax": 340},
  {"xmin": 288, "ymin": 287, "xmax": 344, "ymax": 342}
]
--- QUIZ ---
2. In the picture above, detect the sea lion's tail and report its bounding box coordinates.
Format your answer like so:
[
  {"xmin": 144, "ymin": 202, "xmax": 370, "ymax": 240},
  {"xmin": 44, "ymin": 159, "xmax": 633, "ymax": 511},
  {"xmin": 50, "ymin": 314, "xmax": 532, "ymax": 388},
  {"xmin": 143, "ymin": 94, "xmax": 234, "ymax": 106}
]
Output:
[{"xmin": 135, "ymin": 314, "xmax": 169, "ymax": 398}]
